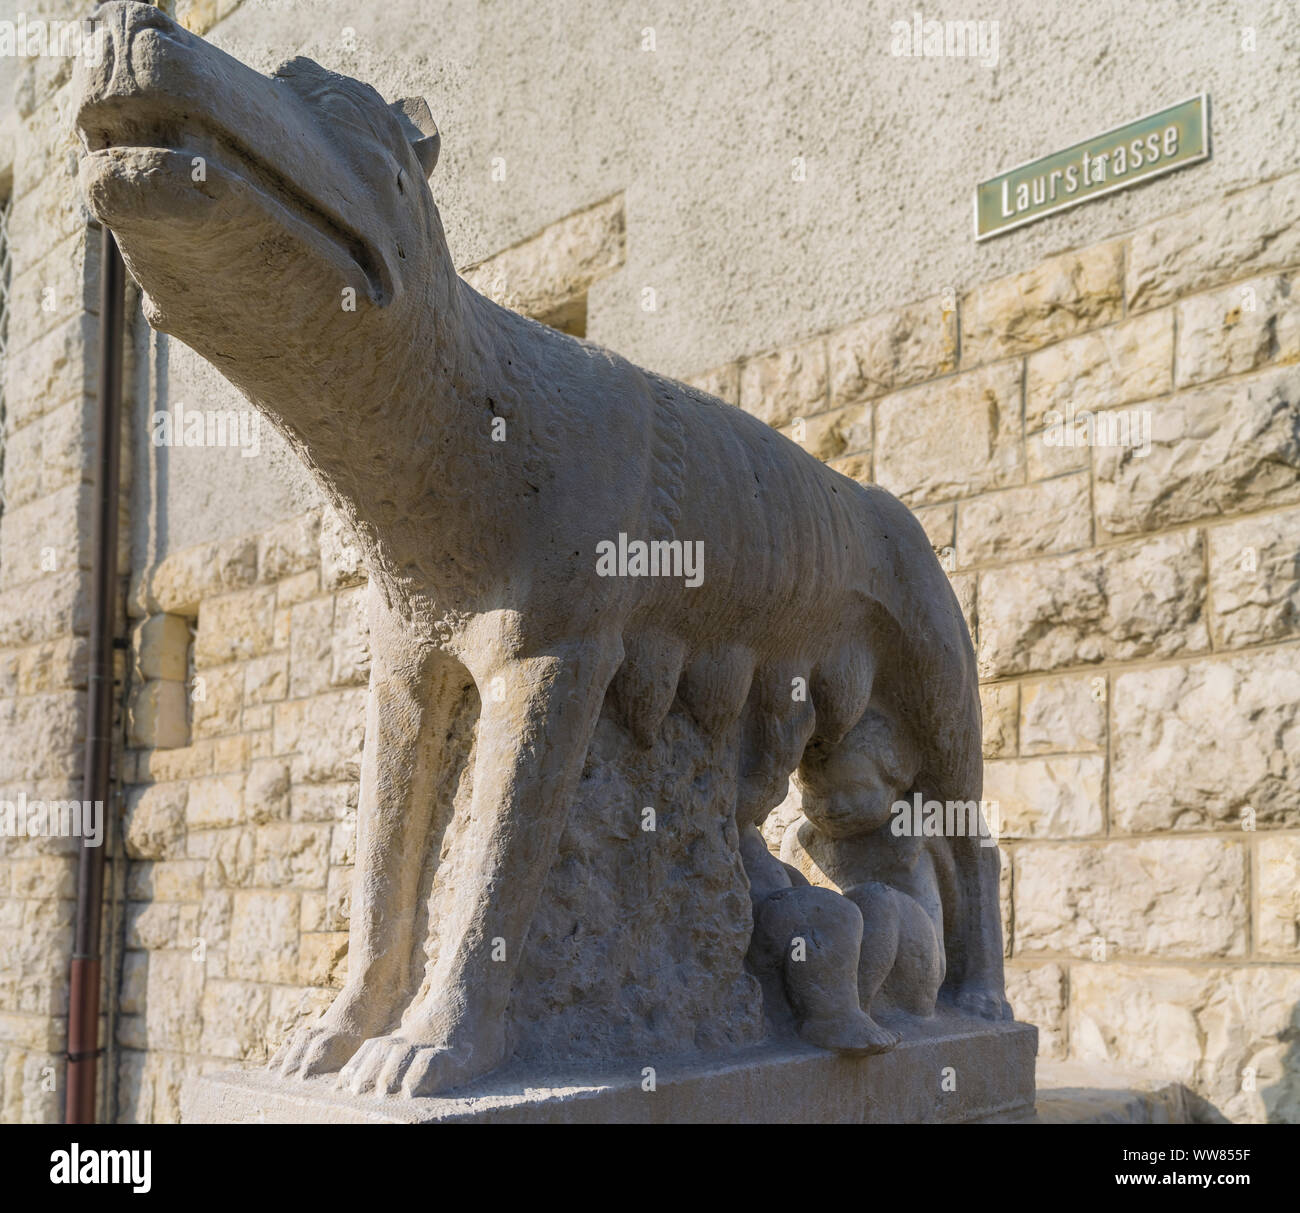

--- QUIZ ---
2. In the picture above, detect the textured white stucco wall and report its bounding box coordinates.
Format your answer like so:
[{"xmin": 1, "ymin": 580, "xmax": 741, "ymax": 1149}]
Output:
[{"xmin": 128, "ymin": 0, "xmax": 1299, "ymax": 555}]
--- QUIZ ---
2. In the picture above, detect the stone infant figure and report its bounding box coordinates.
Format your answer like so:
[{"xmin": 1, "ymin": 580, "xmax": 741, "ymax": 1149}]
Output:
[{"xmin": 744, "ymin": 697, "xmax": 945, "ymax": 1055}]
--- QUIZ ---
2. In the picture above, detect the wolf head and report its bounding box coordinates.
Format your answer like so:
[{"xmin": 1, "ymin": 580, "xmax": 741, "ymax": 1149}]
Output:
[{"xmin": 74, "ymin": 2, "xmax": 450, "ymax": 404}]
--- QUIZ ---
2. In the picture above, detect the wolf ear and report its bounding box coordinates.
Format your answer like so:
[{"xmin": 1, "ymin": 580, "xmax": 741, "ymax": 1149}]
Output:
[{"xmin": 390, "ymin": 96, "xmax": 440, "ymax": 177}]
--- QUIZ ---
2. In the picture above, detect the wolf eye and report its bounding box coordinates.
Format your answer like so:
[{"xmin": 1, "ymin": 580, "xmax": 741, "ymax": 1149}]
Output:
[{"xmin": 397, "ymin": 169, "xmax": 406, "ymax": 194}]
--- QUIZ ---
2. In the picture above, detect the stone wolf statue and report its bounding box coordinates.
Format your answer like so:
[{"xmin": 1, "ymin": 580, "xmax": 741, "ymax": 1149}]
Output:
[{"xmin": 75, "ymin": 3, "xmax": 1007, "ymax": 1097}]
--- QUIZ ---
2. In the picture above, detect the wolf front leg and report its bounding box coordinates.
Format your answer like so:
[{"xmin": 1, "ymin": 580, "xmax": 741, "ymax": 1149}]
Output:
[
  {"xmin": 273, "ymin": 593, "xmax": 466, "ymax": 1078},
  {"xmin": 339, "ymin": 634, "xmax": 624, "ymax": 1097}
]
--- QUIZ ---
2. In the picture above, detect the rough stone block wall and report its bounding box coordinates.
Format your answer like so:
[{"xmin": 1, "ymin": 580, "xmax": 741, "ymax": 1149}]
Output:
[
  {"xmin": 113, "ymin": 509, "xmax": 367, "ymax": 1121},
  {"xmin": 732, "ymin": 173, "xmax": 1300, "ymax": 1125},
  {"xmin": 0, "ymin": 0, "xmax": 132, "ymax": 1124}
]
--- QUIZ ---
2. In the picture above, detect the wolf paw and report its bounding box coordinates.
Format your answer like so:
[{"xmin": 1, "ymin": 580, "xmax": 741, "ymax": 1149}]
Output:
[
  {"xmin": 271, "ymin": 1022, "xmax": 367, "ymax": 1078},
  {"xmin": 338, "ymin": 1021, "xmax": 503, "ymax": 1097},
  {"xmin": 954, "ymin": 985, "xmax": 1012, "ymax": 1021}
]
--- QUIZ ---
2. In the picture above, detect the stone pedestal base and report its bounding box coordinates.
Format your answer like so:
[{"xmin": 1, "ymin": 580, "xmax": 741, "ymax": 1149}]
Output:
[{"xmin": 182, "ymin": 1015, "xmax": 1036, "ymax": 1124}]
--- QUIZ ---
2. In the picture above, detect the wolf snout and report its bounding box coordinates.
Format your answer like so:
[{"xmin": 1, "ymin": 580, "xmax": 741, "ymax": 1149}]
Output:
[
  {"xmin": 75, "ymin": 1, "xmax": 192, "ymax": 129},
  {"xmin": 92, "ymin": 0, "xmax": 183, "ymax": 52}
]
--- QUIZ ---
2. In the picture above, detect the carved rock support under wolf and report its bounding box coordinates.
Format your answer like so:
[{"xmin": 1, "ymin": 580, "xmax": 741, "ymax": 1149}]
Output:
[{"xmin": 76, "ymin": 2, "xmax": 1007, "ymax": 1097}]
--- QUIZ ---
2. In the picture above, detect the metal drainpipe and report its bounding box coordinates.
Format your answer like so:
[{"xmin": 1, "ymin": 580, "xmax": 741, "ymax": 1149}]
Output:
[{"xmin": 66, "ymin": 224, "xmax": 126, "ymax": 1124}]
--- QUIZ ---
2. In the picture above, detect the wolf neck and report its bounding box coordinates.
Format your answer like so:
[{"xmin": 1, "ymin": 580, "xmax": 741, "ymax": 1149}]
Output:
[{"xmin": 232, "ymin": 252, "xmax": 538, "ymax": 622}]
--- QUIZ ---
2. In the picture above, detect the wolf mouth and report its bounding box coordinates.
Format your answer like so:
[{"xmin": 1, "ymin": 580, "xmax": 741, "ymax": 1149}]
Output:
[{"xmin": 79, "ymin": 99, "xmax": 390, "ymax": 302}]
